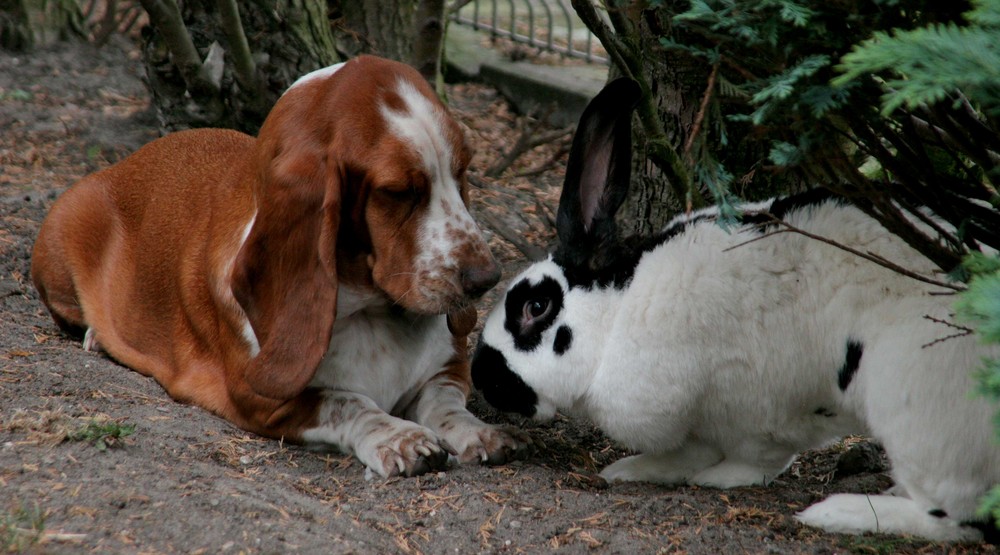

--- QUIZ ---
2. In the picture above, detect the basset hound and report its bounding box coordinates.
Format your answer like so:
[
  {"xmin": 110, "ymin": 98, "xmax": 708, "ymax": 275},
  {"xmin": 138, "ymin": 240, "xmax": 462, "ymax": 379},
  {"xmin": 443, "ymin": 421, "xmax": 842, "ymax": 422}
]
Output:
[{"xmin": 31, "ymin": 55, "xmax": 531, "ymax": 477}]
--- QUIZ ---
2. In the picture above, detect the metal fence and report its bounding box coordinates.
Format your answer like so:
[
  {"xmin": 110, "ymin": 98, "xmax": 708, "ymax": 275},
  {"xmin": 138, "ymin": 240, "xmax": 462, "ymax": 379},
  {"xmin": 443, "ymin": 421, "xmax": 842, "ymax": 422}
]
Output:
[{"xmin": 450, "ymin": 0, "xmax": 608, "ymax": 64}]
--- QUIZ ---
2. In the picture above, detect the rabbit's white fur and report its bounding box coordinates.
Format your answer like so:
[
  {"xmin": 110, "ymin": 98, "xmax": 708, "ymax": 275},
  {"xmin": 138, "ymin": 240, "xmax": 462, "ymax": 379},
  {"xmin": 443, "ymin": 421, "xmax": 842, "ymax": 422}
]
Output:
[{"xmin": 472, "ymin": 79, "xmax": 1000, "ymax": 543}]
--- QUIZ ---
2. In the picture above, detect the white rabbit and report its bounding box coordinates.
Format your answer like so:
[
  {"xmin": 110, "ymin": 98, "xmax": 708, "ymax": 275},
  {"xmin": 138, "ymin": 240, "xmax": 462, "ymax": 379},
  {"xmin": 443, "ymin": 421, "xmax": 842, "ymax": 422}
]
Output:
[{"xmin": 471, "ymin": 78, "xmax": 1000, "ymax": 543}]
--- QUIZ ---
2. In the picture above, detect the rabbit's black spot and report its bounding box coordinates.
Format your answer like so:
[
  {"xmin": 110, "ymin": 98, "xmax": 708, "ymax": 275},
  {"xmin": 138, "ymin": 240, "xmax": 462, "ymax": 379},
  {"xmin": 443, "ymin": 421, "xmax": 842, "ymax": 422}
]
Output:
[
  {"xmin": 504, "ymin": 277, "xmax": 563, "ymax": 351},
  {"xmin": 471, "ymin": 342, "xmax": 538, "ymax": 417},
  {"xmin": 656, "ymin": 212, "xmax": 718, "ymax": 243},
  {"xmin": 929, "ymin": 509, "xmax": 948, "ymax": 518},
  {"xmin": 742, "ymin": 189, "xmax": 846, "ymax": 231},
  {"xmin": 838, "ymin": 339, "xmax": 864, "ymax": 391},
  {"xmin": 814, "ymin": 407, "xmax": 836, "ymax": 418},
  {"xmin": 553, "ymin": 325, "xmax": 572, "ymax": 355}
]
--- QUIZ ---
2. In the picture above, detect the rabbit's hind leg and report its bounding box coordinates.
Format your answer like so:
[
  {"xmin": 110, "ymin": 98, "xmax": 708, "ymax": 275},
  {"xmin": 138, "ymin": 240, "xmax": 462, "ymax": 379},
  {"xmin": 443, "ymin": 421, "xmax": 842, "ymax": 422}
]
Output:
[
  {"xmin": 795, "ymin": 493, "xmax": 983, "ymax": 542},
  {"xmin": 599, "ymin": 442, "xmax": 722, "ymax": 485},
  {"xmin": 691, "ymin": 458, "xmax": 791, "ymax": 488}
]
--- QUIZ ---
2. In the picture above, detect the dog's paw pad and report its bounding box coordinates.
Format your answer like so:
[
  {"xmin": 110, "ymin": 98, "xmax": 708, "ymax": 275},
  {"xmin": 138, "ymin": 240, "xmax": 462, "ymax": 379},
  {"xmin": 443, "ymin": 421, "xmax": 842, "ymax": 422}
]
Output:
[
  {"xmin": 451, "ymin": 424, "xmax": 536, "ymax": 465},
  {"xmin": 364, "ymin": 425, "xmax": 448, "ymax": 478}
]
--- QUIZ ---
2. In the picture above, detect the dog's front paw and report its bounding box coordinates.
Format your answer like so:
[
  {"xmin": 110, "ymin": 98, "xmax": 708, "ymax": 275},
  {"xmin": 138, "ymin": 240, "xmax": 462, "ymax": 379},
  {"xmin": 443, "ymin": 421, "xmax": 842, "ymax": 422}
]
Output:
[
  {"xmin": 441, "ymin": 422, "xmax": 536, "ymax": 465},
  {"xmin": 357, "ymin": 422, "xmax": 449, "ymax": 478}
]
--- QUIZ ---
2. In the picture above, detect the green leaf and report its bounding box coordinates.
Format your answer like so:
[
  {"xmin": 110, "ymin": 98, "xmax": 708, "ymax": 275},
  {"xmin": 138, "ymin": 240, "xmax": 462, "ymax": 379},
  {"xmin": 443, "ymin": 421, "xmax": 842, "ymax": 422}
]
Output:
[
  {"xmin": 751, "ymin": 55, "xmax": 831, "ymax": 105},
  {"xmin": 835, "ymin": 23, "xmax": 1000, "ymax": 115},
  {"xmin": 956, "ymin": 271, "xmax": 1000, "ymax": 342},
  {"xmin": 0, "ymin": 89, "xmax": 32, "ymax": 102},
  {"xmin": 777, "ymin": 1, "xmax": 813, "ymax": 27},
  {"xmin": 769, "ymin": 141, "xmax": 803, "ymax": 166},
  {"xmin": 966, "ymin": 0, "xmax": 1000, "ymax": 28}
]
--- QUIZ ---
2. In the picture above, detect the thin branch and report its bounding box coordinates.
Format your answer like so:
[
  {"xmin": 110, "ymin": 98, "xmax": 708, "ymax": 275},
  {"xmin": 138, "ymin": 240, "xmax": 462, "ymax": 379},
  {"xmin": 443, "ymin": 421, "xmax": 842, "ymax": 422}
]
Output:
[
  {"xmin": 515, "ymin": 141, "xmax": 572, "ymax": 178},
  {"xmin": 571, "ymin": 0, "xmax": 635, "ymax": 81},
  {"xmin": 486, "ymin": 114, "xmax": 571, "ymax": 178},
  {"xmin": 478, "ymin": 211, "xmax": 547, "ymax": 261},
  {"xmin": 138, "ymin": 0, "xmax": 219, "ymax": 97},
  {"xmin": 921, "ymin": 315, "xmax": 974, "ymax": 348},
  {"xmin": 571, "ymin": 0, "xmax": 703, "ymax": 207},
  {"xmin": 683, "ymin": 61, "xmax": 719, "ymax": 160},
  {"xmin": 923, "ymin": 314, "xmax": 973, "ymax": 333},
  {"xmin": 216, "ymin": 0, "xmax": 257, "ymax": 92},
  {"xmin": 447, "ymin": 0, "xmax": 475, "ymax": 15},
  {"xmin": 734, "ymin": 213, "xmax": 964, "ymax": 292}
]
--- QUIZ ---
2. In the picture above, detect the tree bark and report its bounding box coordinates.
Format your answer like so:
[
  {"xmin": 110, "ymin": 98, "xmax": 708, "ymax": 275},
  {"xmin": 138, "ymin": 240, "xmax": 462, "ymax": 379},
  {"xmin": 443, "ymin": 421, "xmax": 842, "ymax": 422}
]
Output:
[
  {"xmin": 141, "ymin": 0, "xmax": 339, "ymax": 133},
  {"xmin": 575, "ymin": 0, "xmax": 807, "ymax": 237},
  {"xmin": 412, "ymin": 0, "xmax": 446, "ymax": 89},
  {"xmin": 141, "ymin": 0, "xmax": 447, "ymax": 132},
  {"xmin": 335, "ymin": 0, "xmax": 418, "ymax": 62}
]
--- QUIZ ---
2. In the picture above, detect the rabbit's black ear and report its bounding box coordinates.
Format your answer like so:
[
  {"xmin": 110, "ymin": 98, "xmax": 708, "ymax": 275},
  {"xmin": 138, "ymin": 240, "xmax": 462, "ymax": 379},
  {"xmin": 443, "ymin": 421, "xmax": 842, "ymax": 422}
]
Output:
[{"xmin": 556, "ymin": 78, "xmax": 641, "ymax": 268}]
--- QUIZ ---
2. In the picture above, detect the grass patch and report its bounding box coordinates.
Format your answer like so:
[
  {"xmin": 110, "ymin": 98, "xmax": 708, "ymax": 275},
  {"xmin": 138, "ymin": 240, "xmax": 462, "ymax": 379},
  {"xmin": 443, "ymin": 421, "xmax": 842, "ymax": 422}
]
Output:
[
  {"xmin": 5, "ymin": 409, "xmax": 135, "ymax": 450},
  {"xmin": 0, "ymin": 502, "xmax": 45, "ymax": 553},
  {"xmin": 66, "ymin": 419, "xmax": 135, "ymax": 451}
]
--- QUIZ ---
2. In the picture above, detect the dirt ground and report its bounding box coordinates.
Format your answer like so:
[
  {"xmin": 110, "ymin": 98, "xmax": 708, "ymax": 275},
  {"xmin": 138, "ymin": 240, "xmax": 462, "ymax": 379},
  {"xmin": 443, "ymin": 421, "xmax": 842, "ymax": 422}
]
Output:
[{"xmin": 0, "ymin": 37, "xmax": 993, "ymax": 554}]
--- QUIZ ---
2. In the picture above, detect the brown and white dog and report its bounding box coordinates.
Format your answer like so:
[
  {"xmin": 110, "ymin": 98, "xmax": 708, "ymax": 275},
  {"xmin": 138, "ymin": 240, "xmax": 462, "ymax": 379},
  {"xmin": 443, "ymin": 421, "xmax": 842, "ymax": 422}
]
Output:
[{"xmin": 31, "ymin": 55, "xmax": 531, "ymax": 477}]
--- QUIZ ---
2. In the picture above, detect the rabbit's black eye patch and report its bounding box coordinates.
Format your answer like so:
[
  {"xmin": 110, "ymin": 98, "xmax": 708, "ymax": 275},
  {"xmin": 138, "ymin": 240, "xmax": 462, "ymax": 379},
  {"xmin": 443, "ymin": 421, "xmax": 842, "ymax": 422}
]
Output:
[
  {"xmin": 505, "ymin": 277, "xmax": 564, "ymax": 351},
  {"xmin": 471, "ymin": 342, "xmax": 538, "ymax": 418}
]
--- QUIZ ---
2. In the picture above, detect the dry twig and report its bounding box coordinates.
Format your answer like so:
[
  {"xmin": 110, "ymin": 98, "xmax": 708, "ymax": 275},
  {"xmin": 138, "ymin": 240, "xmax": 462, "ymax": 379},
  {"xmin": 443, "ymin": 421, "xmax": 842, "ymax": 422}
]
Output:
[
  {"xmin": 726, "ymin": 212, "xmax": 964, "ymax": 292},
  {"xmin": 486, "ymin": 115, "xmax": 571, "ymax": 178},
  {"xmin": 478, "ymin": 211, "xmax": 547, "ymax": 261}
]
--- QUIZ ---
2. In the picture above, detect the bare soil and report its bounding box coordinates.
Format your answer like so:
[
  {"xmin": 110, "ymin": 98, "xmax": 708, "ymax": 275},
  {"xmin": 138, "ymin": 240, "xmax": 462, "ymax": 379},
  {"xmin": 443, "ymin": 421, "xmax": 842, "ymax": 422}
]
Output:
[{"xmin": 0, "ymin": 37, "xmax": 992, "ymax": 554}]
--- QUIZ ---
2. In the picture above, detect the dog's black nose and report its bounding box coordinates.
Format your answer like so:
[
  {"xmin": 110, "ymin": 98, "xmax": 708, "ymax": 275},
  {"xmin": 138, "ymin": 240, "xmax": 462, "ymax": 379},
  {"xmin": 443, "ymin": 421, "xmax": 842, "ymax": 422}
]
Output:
[{"xmin": 461, "ymin": 262, "xmax": 501, "ymax": 298}]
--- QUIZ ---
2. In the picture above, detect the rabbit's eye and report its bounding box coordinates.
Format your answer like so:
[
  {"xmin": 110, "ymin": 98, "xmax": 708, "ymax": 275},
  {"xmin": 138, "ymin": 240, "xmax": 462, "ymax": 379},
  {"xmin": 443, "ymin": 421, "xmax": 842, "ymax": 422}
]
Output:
[
  {"xmin": 523, "ymin": 298, "xmax": 552, "ymax": 322},
  {"xmin": 504, "ymin": 276, "xmax": 563, "ymax": 351}
]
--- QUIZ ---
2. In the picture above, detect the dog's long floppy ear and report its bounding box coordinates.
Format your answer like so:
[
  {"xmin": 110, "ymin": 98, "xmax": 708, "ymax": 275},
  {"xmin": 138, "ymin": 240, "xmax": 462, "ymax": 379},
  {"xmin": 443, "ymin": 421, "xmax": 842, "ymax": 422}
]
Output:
[
  {"xmin": 232, "ymin": 133, "xmax": 340, "ymax": 400},
  {"xmin": 447, "ymin": 305, "xmax": 478, "ymax": 338}
]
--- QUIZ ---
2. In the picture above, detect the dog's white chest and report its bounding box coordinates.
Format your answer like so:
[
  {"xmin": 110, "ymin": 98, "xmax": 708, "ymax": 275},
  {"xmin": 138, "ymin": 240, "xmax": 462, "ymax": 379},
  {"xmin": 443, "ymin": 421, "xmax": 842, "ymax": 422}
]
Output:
[{"xmin": 309, "ymin": 291, "xmax": 453, "ymax": 413}]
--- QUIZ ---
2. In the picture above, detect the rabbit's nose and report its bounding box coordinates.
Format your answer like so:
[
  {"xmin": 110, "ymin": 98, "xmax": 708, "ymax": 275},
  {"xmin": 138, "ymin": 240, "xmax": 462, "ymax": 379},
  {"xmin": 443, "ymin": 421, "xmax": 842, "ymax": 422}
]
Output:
[{"xmin": 461, "ymin": 262, "xmax": 501, "ymax": 298}]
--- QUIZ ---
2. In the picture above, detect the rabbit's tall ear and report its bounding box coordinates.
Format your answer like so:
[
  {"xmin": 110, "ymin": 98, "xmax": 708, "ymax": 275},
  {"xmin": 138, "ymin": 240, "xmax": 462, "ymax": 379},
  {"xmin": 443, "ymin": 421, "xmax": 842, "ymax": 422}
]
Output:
[
  {"xmin": 556, "ymin": 78, "xmax": 642, "ymax": 261},
  {"xmin": 231, "ymin": 135, "xmax": 340, "ymax": 401}
]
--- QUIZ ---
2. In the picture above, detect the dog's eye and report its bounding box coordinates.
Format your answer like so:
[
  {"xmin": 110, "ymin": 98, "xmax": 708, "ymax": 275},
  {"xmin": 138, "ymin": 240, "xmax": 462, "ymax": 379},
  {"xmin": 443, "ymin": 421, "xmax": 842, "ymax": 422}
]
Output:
[
  {"xmin": 522, "ymin": 297, "xmax": 551, "ymax": 324},
  {"xmin": 380, "ymin": 185, "xmax": 417, "ymax": 203}
]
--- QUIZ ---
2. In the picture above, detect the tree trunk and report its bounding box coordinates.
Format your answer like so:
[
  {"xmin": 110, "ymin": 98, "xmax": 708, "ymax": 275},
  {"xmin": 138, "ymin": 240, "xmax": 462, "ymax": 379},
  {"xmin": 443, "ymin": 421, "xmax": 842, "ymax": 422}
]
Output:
[
  {"xmin": 0, "ymin": 0, "xmax": 84, "ymax": 51},
  {"xmin": 141, "ymin": 0, "xmax": 446, "ymax": 133},
  {"xmin": 576, "ymin": 1, "xmax": 807, "ymax": 237},
  {"xmin": 334, "ymin": 0, "xmax": 419, "ymax": 62},
  {"xmin": 619, "ymin": 17, "xmax": 707, "ymax": 236},
  {"xmin": 412, "ymin": 0, "xmax": 446, "ymax": 90},
  {"xmin": 141, "ymin": 0, "xmax": 339, "ymax": 133}
]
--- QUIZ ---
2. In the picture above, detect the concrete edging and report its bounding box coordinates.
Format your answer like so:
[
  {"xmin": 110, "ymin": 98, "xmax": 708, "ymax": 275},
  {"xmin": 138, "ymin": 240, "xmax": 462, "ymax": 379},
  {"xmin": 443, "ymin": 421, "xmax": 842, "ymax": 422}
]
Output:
[{"xmin": 444, "ymin": 25, "xmax": 608, "ymax": 127}]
